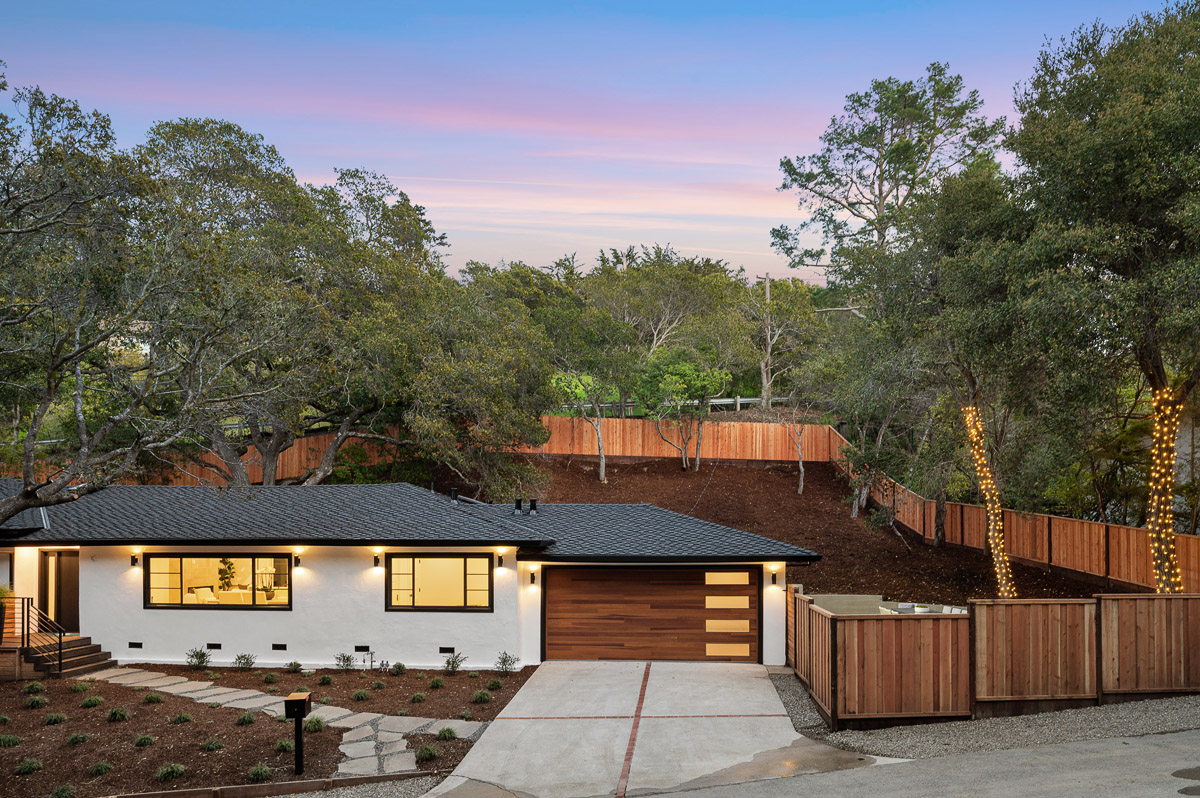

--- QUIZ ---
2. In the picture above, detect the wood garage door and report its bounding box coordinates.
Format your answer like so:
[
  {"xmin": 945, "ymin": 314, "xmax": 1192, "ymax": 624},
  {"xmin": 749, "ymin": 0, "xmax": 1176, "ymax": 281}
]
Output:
[{"xmin": 543, "ymin": 566, "xmax": 759, "ymax": 662}]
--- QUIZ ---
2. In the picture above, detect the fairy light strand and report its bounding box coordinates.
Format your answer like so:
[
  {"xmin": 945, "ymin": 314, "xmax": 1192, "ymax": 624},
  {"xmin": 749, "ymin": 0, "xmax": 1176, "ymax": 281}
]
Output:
[
  {"xmin": 963, "ymin": 405, "xmax": 1018, "ymax": 598},
  {"xmin": 1147, "ymin": 389, "xmax": 1185, "ymax": 594}
]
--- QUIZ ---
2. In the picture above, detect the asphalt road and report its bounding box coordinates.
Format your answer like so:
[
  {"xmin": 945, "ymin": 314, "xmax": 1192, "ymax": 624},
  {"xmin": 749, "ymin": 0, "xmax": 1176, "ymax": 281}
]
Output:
[{"xmin": 671, "ymin": 728, "xmax": 1200, "ymax": 798}]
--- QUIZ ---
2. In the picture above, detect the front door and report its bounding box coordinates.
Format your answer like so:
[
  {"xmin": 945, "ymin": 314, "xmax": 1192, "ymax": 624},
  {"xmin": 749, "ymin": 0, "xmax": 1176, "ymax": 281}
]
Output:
[{"xmin": 39, "ymin": 550, "xmax": 79, "ymax": 633}]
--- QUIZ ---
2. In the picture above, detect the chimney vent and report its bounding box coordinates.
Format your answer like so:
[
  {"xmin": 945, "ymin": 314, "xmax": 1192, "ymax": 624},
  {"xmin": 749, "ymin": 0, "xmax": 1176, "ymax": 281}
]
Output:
[
  {"xmin": 513, "ymin": 498, "xmax": 523, "ymax": 515},
  {"xmin": 450, "ymin": 488, "xmax": 459, "ymax": 503},
  {"xmin": 529, "ymin": 498, "xmax": 538, "ymax": 516}
]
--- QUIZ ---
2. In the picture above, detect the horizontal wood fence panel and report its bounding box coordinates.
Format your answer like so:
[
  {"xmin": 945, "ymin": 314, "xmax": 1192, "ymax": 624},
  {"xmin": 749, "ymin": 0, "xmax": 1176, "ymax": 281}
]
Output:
[
  {"xmin": 1003, "ymin": 511, "xmax": 1049, "ymax": 566},
  {"xmin": 972, "ymin": 600, "xmax": 1095, "ymax": 701},
  {"xmin": 1108, "ymin": 525, "xmax": 1155, "ymax": 588},
  {"xmin": 1100, "ymin": 595, "xmax": 1200, "ymax": 694},
  {"xmin": 1050, "ymin": 518, "xmax": 1107, "ymax": 576},
  {"xmin": 836, "ymin": 614, "xmax": 970, "ymax": 719}
]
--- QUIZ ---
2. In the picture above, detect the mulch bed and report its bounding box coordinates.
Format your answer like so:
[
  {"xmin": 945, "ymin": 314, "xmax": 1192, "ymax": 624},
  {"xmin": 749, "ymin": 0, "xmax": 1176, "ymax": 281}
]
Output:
[
  {"xmin": 404, "ymin": 733, "xmax": 475, "ymax": 775},
  {"xmin": 530, "ymin": 457, "xmax": 1119, "ymax": 605},
  {"xmin": 142, "ymin": 665, "xmax": 535, "ymax": 724},
  {"xmin": 0, "ymin": 676, "xmax": 340, "ymax": 798}
]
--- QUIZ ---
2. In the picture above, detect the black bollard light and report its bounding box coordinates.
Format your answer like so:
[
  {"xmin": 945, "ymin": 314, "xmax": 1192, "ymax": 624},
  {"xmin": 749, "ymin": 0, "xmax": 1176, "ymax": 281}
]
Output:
[{"xmin": 284, "ymin": 691, "xmax": 312, "ymax": 775}]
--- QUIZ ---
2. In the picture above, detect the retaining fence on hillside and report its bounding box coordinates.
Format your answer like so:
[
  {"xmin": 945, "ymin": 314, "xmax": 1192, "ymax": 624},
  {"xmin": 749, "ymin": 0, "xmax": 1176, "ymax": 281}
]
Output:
[
  {"xmin": 12, "ymin": 414, "xmax": 1197, "ymax": 591},
  {"xmin": 786, "ymin": 587, "xmax": 1200, "ymax": 729}
]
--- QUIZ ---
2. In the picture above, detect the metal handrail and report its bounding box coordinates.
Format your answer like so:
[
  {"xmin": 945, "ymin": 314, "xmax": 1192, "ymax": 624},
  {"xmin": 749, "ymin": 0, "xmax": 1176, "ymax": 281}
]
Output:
[{"xmin": 0, "ymin": 596, "xmax": 65, "ymax": 674}]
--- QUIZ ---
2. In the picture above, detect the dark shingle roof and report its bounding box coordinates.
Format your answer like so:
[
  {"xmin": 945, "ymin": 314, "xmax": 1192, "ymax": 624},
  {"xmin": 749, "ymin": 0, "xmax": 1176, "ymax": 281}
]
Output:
[
  {"xmin": 0, "ymin": 481, "xmax": 550, "ymax": 547},
  {"xmin": 495, "ymin": 503, "xmax": 819, "ymax": 563},
  {"xmin": 0, "ymin": 481, "xmax": 819, "ymax": 563},
  {"xmin": 0, "ymin": 478, "xmax": 50, "ymax": 532}
]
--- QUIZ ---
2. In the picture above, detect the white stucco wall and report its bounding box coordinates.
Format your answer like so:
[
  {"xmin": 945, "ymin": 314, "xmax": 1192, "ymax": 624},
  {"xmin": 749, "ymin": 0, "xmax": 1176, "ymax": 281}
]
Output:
[
  {"xmin": 79, "ymin": 544, "xmax": 525, "ymax": 670},
  {"xmin": 12, "ymin": 546, "xmax": 39, "ymax": 600},
  {"xmin": 761, "ymin": 563, "xmax": 786, "ymax": 666},
  {"xmin": 0, "ymin": 549, "xmax": 11, "ymax": 588}
]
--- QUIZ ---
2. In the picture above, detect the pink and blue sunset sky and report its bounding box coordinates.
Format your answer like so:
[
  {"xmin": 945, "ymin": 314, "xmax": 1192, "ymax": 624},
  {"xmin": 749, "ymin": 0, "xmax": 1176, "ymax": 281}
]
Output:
[{"xmin": 4, "ymin": 1, "xmax": 1155, "ymax": 280}]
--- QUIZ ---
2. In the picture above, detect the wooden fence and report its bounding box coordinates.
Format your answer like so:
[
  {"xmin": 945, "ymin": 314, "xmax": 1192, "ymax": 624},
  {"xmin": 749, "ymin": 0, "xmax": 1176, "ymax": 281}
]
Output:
[
  {"xmin": 11, "ymin": 414, "xmax": 1197, "ymax": 592},
  {"xmin": 787, "ymin": 587, "xmax": 1200, "ymax": 729}
]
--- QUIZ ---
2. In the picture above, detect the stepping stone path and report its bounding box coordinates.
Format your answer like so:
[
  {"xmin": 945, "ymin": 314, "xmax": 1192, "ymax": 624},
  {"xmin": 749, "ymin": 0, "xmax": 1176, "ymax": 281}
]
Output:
[{"xmin": 75, "ymin": 668, "xmax": 488, "ymax": 777}]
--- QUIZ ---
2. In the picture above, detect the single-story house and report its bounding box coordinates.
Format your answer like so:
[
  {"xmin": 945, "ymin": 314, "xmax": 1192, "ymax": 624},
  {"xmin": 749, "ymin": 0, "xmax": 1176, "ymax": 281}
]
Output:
[{"xmin": 0, "ymin": 479, "xmax": 818, "ymax": 675}]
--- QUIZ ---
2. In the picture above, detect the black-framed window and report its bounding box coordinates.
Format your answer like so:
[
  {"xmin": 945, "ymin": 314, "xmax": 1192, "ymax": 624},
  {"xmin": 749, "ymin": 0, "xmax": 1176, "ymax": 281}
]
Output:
[
  {"xmin": 385, "ymin": 553, "xmax": 493, "ymax": 612},
  {"xmin": 144, "ymin": 554, "xmax": 292, "ymax": 610}
]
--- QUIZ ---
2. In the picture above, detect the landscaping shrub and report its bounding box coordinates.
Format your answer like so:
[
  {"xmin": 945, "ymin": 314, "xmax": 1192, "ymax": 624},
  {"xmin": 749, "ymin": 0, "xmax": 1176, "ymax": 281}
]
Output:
[
  {"xmin": 200, "ymin": 738, "xmax": 224, "ymax": 752},
  {"xmin": 303, "ymin": 717, "xmax": 324, "ymax": 733},
  {"xmin": 495, "ymin": 651, "xmax": 519, "ymax": 675},
  {"xmin": 471, "ymin": 690, "xmax": 491, "ymax": 704},
  {"xmin": 318, "ymin": 675, "xmax": 333, "ymax": 686},
  {"xmin": 410, "ymin": 692, "xmax": 426, "ymax": 703},
  {"xmin": 14, "ymin": 757, "xmax": 42, "ymax": 775},
  {"xmin": 458, "ymin": 710, "xmax": 472, "ymax": 720},
  {"xmin": 0, "ymin": 734, "xmax": 20, "ymax": 747},
  {"xmin": 186, "ymin": 647, "xmax": 212, "ymax": 669},
  {"xmin": 430, "ymin": 678, "xmax": 444, "ymax": 689},
  {"xmin": 436, "ymin": 726, "xmax": 457, "ymax": 741},
  {"xmin": 415, "ymin": 745, "xmax": 438, "ymax": 763},
  {"xmin": 266, "ymin": 686, "xmax": 278, "ymax": 693},
  {"xmin": 372, "ymin": 680, "xmax": 386, "ymax": 690},
  {"xmin": 0, "ymin": 715, "xmax": 8, "ymax": 724},
  {"xmin": 443, "ymin": 652, "xmax": 467, "ymax": 675},
  {"xmin": 81, "ymin": 696, "xmax": 104, "ymax": 709},
  {"xmin": 319, "ymin": 696, "xmax": 332, "ymax": 704},
  {"xmin": 107, "ymin": 707, "xmax": 129, "ymax": 722},
  {"xmin": 275, "ymin": 739, "xmax": 294, "ymax": 753},
  {"xmin": 248, "ymin": 763, "xmax": 271, "ymax": 783},
  {"xmin": 26, "ymin": 695, "xmax": 48, "ymax": 709},
  {"xmin": 143, "ymin": 692, "xmax": 163, "ymax": 704},
  {"xmin": 487, "ymin": 679, "xmax": 502, "ymax": 691},
  {"xmin": 50, "ymin": 784, "xmax": 75, "ymax": 798},
  {"xmin": 275, "ymin": 715, "xmax": 289, "ymax": 722},
  {"xmin": 467, "ymin": 671, "xmax": 479, "ymax": 679},
  {"xmin": 171, "ymin": 713, "xmax": 193, "ymax": 724},
  {"xmin": 45, "ymin": 713, "xmax": 66, "ymax": 725},
  {"xmin": 67, "ymin": 733, "xmax": 89, "ymax": 745},
  {"xmin": 396, "ymin": 709, "xmax": 408, "ymax": 716},
  {"xmin": 70, "ymin": 682, "xmax": 92, "ymax": 693},
  {"xmin": 134, "ymin": 734, "xmax": 154, "ymax": 747},
  {"xmin": 414, "ymin": 673, "xmax": 426, "ymax": 680},
  {"xmin": 294, "ymin": 685, "xmax": 311, "ymax": 693},
  {"xmin": 351, "ymin": 689, "xmax": 369, "ymax": 702},
  {"xmin": 89, "ymin": 761, "xmax": 113, "ymax": 776},
  {"xmin": 156, "ymin": 763, "xmax": 186, "ymax": 782},
  {"xmin": 132, "ymin": 686, "xmax": 146, "ymax": 692},
  {"xmin": 389, "ymin": 662, "xmax": 406, "ymax": 676},
  {"xmin": 285, "ymin": 661, "xmax": 303, "ymax": 673},
  {"xmin": 233, "ymin": 653, "xmax": 257, "ymax": 671},
  {"xmin": 333, "ymin": 653, "xmax": 356, "ymax": 672},
  {"xmin": 23, "ymin": 681, "xmax": 45, "ymax": 695},
  {"xmin": 207, "ymin": 702, "xmax": 222, "ymax": 709},
  {"xmin": 263, "ymin": 673, "xmax": 277, "ymax": 684},
  {"xmin": 235, "ymin": 712, "xmax": 256, "ymax": 726}
]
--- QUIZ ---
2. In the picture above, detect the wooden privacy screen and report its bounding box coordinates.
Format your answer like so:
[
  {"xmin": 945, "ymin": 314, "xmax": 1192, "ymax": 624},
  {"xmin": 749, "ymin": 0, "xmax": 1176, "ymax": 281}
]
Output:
[{"xmin": 788, "ymin": 588, "xmax": 1200, "ymax": 729}]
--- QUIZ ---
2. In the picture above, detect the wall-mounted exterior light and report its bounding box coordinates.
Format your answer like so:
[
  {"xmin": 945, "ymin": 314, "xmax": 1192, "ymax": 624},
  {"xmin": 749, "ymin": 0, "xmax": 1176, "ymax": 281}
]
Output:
[
  {"xmin": 293, "ymin": 555, "xmax": 301, "ymax": 567},
  {"xmin": 530, "ymin": 571, "xmax": 536, "ymax": 586},
  {"xmin": 498, "ymin": 554, "xmax": 504, "ymax": 568},
  {"xmin": 771, "ymin": 572, "xmax": 778, "ymax": 586},
  {"xmin": 373, "ymin": 554, "xmax": 381, "ymax": 568},
  {"xmin": 130, "ymin": 554, "xmax": 139, "ymax": 567}
]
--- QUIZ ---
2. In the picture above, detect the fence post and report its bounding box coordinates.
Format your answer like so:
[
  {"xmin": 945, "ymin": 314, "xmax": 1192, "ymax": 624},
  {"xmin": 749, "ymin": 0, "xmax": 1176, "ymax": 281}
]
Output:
[
  {"xmin": 968, "ymin": 601, "xmax": 978, "ymax": 720},
  {"xmin": 828, "ymin": 613, "xmax": 839, "ymax": 732},
  {"xmin": 1103, "ymin": 524, "xmax": 1111, "ymax": 588},
  {"xmin": 1047, "ymin": 515, "xmax": 1054, "ymax": 570},
  {"xmin": 1094, "ymin": 596, "xmax": 1104, "ymax": 706},
  {"xmin": 735, "ymin": 396, "xmax": 741, "ymax": 412}
]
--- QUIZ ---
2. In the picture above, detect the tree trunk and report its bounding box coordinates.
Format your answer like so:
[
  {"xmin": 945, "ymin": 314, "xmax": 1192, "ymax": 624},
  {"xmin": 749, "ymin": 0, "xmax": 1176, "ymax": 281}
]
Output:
[
  {"xmin": 963, "ymin": 404, "xmax": 1017, "ymax": 598},
  {"xmin": 759, "ymin": 359, "xmax": 772, "ymax": 408},
  {"xmin": 692, "ymin": 417, "xmax": 703, "ymax": 471},
  {"xmin": 651, "ymin": 418, "xmax": 689, "ymax": 470},
  {"xmin": 1146, "ymin": 389, "xmax": 1185, "ymax": 593},
  {"xmin": 595, "ymin": 418, "xmax": 607, "ymax": 483},
  {"xmin": 794, "ymin": 423, "xmax": 805, "ymax": 494},
  {"xmin": 934, "ymin": 488, "xmax": 946, "ymax": 548},
  {"xmin": 302, "ymin": 406, "xmax": 370, "ymax": 485}
]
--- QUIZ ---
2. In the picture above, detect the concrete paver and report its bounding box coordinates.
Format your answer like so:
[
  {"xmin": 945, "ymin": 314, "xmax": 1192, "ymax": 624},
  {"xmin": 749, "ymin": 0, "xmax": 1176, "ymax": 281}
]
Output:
[
  {"xmin": 212, "ymin": 689, "xmax": 269, "ymax": 704},
  {"xmin": 328, "ymin": 711, "xmax": 383, "ymax": 728},
  {"xmin": 185, "ymin": 686, "xmax": 245, "ymax": 701},
  {"xmin": 131, "ymin": 675, "xmax": 190, "ymax": 689},
  {"xmin": 379, "ymin": 740, "xmax": 408, "ymax": 755},
  {"xmin": 342, "ymin": 725, "xmax": 377, "ymax": 742},
  {"xmin": 158, "ymin": 681, "xmax": 213, "ymax": 695},
  {"xmin": 339, "ymin": 741, "xmax": 378, "ymax": 759},
  {"xmin": 377, "ymin": 731, "xmax": 406, "ymax": 743},
  {"xmin": 335, "ymin": 757, "xmax": 379, "ymax": 776},
  {"xmin": 382, "ymin": 752, "xmax": 417, "ymax": 774},
  {"xmin": 378, "ymin": 715, "xmax": 434, "ymax": 733},
  {"xmin": 224, "ymin": 693, "xmax": 281, "ymax": 709},
  {"xmin": 83, "ymin": 667, "xmax": 142, "ymax": 680},
  {"xmin": 108, "ymin": 670, "xmax": 166, "ymax": 684},
  {"xmin": 306, "ymin": 705, "xmax": 352, "ymax": 723}
]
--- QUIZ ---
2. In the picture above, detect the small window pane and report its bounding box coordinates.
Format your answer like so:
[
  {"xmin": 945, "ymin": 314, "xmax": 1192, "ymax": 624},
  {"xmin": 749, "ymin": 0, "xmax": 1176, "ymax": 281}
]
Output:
[
  {"xmin": 466, "ymin": 573, "xmax": 488, "ymax": 591},
  {"xmin": 254, "ymin": 557, "xmax": 290, "ymax": 606},
  {"xmin": 466, "ymin": 558, "xmax": 489, "ymax": 575},
  {"xmin": 466, "ymin": 590, "xmax": 489, "ymax": 607},
  {"xmin": 415, "ymin": 557, "xmax": 465, "ymax": 607},
  {"xmin": 392, "ymin": 589, "xmax": 414, "ymax": 606}
]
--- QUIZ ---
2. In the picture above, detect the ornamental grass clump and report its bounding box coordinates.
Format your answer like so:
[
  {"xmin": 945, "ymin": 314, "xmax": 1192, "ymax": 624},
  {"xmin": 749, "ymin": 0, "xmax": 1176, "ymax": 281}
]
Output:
[
  {"xmin": 471, "ymin": 690, "xmax": 491, "ymax": 704},
  {"xmin": 410, "ymin": 692, "xmax": 426, "ymax": 704},
  {"xmin": 248, "ymin": 763, "xmax": 272, "ymax": 783},
  {"xmin": 263, "ymin": 673, "xmax": 277, "ymax": 684},
  {"xmin": 143, "ymin": 692, "xmax": 163, "ymax": 704},
  {"xmin": 107, "ymin": 707, "xmax": 129, "ymax": 722},
  {"xmin": 81, "ymin": 696, "xmax": 104, "ymax": 709},
  {"xmin": 275, "ymin": 739, "xmax": 294, "ymax": 753},
  {"xmin": 372, "ymin": 680, "xmax": 386, "ymax": 690},
  {"xmin": 23, "ymin": 681, "xmax": 45, "ymax": 695},
  {"xmin": 171, "ymin": 713, "xmax": 193, "ymax": 724},
  {"xmin": 67, "ymin": 733, "xmax": 89, "ymax": 746},
  {"xmin": 415, "ymin": 745, "xmax": 438, "ymax": 763},
  {"xmin": 44, "ymin": 713, "xmax": 66, "ymax": 726},
  {"xmin": 155, "ymin": 763, "xmax": 185, "ymax": 782},
  {"xmin": 70, "ymin": 682, "xmax": 92, "ymax": 694},
  {"xmin": 430, "ymin": 678, "xmax": 444, "ymax": 689},
  {"xmin": 303, "ymin": 716, "xmax": 325, "ymax": 733},
  {"xmin": 0, "ymin": 734, "xmax": 21, "ymax": 748},
  {"xmin": 50, "ymin": 785, "xmax": 75, "ymax": 798},
  {"xmin": 487, "ymin": 679, "xmax": 502, "ymax": 691},
  {"xmin": 134, "ymin": 734, "xmax": 154, "ymax": 747},
  {"xmin": 25, "ymin": 695, "xmax": 48, "ymax": 709},
  {"xmin": 351, "ymin": 689, "xmax": 369, "ymax": 702},
  {"xmin": 89, "ymin": 761, "xmax": 112, "ymax": 776},
  {"xmin": 235, "ymin": 712, "xmax": 255, "ymax": 726},
  {"xmin": 15, "ymin": 757, "xmax": 42, "ymax": 775},
  {"xmin": 200, "ymin": 739, "xmax": 224, "ymax": 752},
  {"xmin": 318, "ymin": 675, "xmax": 333, "ymax": 686},
  {"xmin": 436, "ymin": 726, "xmax": 457, "ymax": 741}
]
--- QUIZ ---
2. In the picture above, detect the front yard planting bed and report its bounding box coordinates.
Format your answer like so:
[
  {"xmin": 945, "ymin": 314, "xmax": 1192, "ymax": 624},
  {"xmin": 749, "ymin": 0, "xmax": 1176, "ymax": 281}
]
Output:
[
  {"xmin": 404, "ymin": 732, "xmax": 475, "ymax": 775},
  {"xmin": 142, "ymin": 663, "xmax": 535, "ymax": 723},
  {"xmin": 0, "ymin": 677, "xmax": 339, "ymax": 798}
]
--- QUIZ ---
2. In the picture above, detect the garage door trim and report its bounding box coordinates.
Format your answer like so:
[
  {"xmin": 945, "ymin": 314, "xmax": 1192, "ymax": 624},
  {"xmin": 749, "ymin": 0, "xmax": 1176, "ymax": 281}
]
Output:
[{"xmin": 540, "ymin": 564, "xmax": 764, "ymax": 663}]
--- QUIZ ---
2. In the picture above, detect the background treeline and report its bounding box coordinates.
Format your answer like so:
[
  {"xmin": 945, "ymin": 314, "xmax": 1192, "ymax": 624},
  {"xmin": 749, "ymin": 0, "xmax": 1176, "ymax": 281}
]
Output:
[{"xmin": 2, "ymin": 4, "xmax": 1198, "ymax": 551}]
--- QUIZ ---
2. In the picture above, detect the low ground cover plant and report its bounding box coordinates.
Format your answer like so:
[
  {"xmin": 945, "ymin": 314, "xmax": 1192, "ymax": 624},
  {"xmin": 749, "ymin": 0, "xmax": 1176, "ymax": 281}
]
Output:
[
  {"xmin": 89, "ymin": 761, "xmax": 112, "ymax": 776},
  {"xmin": 15, "ymin": 757, "xmax": 43, "ymax": 775},
  {"xmin": 249, "ymin": 763, "xmax": 271, "ymax": 783},
  {"xmin": 81, "ymin": 696, "xmax": 104, "ymax": 708},
  {"xmin": 415, "ymin": 745, "xmax": 438, "ymax": 763},
  {"xmin": 156, "ymin": 763, "xmax": 185, "ymax": 782}
]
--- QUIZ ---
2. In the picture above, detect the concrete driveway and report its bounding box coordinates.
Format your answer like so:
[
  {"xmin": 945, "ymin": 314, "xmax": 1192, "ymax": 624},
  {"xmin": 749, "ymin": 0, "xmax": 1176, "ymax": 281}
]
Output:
[{"xmin": 427, "ymin": 661, "xmax": 880, "ymax": 798}]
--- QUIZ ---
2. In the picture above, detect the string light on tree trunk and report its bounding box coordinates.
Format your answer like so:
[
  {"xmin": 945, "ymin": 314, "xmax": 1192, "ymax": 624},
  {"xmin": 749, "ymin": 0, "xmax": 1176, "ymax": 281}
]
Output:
[
  {"xmin": 1146, "ymin": 388, "xmax": 1185, "ymax": 594},
  {"xmin": 962, "ymin": 405, "xmax": 1017, "ymax": 598}
]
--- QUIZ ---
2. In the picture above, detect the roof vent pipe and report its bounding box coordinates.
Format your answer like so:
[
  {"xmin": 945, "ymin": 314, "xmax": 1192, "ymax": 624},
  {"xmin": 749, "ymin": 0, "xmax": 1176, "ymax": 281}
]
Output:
[
  {"xmin": 513, "ymin": 498, "xmax": 523, "ymax": 515},
  {"xmin": 528, "ymin": 499, "xmax": 538, "ymax": 516},
  {"xmin": 450, "ymin": 489, "xmax": 459, "ymax": 504}
]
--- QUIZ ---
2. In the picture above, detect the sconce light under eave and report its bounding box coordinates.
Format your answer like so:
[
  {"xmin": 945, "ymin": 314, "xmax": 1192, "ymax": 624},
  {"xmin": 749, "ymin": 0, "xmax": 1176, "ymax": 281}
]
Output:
[
  {"xmin": 130, "ymin": 554, "xmax": 139, "ymax": 568},
  {"xmin": 373, "ymin": 554, "xmax": 381, "ymax": 568}
]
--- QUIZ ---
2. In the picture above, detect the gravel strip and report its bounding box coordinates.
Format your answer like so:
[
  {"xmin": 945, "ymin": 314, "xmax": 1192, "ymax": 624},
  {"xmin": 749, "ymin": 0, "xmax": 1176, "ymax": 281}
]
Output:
[
  {"xmin": 771, "ymin": 672, "xmax": 1200, "ymax": 759},
  {"xmin": 273, "ymin": 774, "xmax": 442, "ymax": 798}
]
